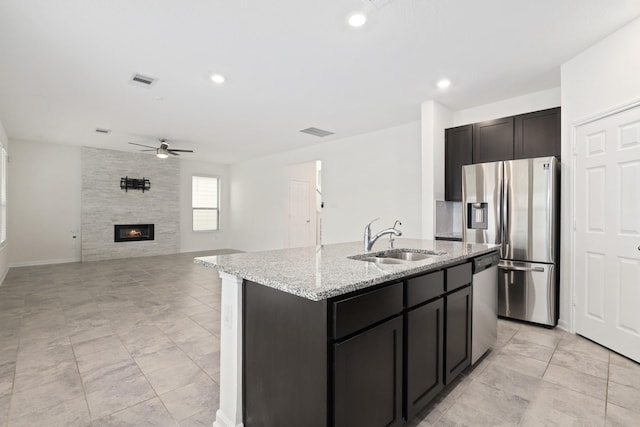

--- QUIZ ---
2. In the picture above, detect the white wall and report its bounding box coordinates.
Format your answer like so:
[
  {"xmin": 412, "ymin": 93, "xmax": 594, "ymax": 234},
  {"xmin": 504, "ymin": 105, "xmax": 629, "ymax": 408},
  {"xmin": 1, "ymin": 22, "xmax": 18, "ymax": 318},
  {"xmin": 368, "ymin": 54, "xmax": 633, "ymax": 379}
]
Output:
[
  {"xmin": 8, "ymin": 140, "xmax": 82, "ymax": 266},
  {"xmin": 560, "ymin": 15, "xmax": 640, "ymax": 332},
  {"xmin": 453, "ymin": 88, "xmax": 561, "ymax": 126},
  {"xmin": 421, "ymin": 101, "xmax": 453, "ymax": 240},
  {"xmin": 0, "ymin": 120, "xmax": 9, "ymax": 282},
  {"xmin": 8, "ymin": 141, "xmax": 230, "ymax": 266},
  {"xmin": 179, "ymin": 158, "xmax": 230, "ymax": 252},
  {"xmin": 229, "ymin": 121, "xmax": 422, "ymax": 252}
]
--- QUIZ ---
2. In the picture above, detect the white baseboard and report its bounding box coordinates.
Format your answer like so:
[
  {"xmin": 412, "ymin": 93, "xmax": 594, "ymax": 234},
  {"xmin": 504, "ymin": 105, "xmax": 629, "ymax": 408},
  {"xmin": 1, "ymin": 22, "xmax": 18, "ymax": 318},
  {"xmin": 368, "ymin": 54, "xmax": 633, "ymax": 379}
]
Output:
[
  {"xmin": 557, "ymin": 318, "xmax": 571, "ymax": 333},
  {"xmin": 9, "ymin": 258, "xmax": 81, "ymax": 268}
]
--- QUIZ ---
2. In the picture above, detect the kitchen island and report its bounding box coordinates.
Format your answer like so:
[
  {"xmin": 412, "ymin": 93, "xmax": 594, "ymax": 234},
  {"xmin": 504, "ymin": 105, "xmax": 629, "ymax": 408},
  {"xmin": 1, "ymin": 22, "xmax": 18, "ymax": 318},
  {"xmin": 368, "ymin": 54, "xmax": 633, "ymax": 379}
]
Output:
[{"xmin": 196, "ymin": 239, "xmax": 498, "ymax": 427}]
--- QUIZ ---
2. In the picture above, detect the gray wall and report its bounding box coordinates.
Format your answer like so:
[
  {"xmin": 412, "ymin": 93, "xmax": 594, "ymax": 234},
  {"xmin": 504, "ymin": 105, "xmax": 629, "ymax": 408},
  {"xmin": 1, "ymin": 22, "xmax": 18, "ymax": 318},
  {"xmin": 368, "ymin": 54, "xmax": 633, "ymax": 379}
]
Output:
[{"xmin": 81, "ymin": 147, "xmax": 180, "ymax": 261}]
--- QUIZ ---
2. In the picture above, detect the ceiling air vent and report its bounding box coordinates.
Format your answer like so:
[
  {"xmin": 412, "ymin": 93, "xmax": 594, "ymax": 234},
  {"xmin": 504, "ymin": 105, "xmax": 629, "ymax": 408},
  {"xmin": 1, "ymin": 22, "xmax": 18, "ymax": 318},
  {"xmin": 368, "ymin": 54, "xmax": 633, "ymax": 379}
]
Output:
[
  {"xmin": 129, "ymin": 73, "xmax": 158, "ymax": 88},
  {"xmin": 299, "ymin": 127, "xmax": 334, "ymax": 137},
  {"xmin": 95, "ymin": 128, "xmax": 111, "ymax": 134}
]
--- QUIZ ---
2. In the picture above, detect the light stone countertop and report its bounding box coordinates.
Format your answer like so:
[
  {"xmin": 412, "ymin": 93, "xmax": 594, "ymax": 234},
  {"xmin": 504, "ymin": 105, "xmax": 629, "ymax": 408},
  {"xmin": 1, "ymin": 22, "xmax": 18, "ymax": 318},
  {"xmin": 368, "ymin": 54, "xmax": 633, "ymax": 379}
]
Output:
[{"xmin": 195, "ymin": 239, "xmax": 499, "ymax": 301}]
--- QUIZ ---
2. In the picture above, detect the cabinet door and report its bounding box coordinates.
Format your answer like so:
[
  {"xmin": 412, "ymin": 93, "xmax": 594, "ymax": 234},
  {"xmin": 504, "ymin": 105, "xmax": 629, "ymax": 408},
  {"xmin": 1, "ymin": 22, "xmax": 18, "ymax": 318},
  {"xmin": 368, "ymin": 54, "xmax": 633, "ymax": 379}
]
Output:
[
  {"xmin": 445, "ymin": 125, "xmax": 473, "ymax": 201},
  {"xmin": 445, "ymin": 285, "xmax": 472, "ymax": 384},
  {"xmin": 473, "ymin": 117, "xmax": 514, "ymax": 163},
  {"xmin": 406, "ymin": 298, "xmax": 444, "ymax": 420},
  {"xmin": 514, "ymin": 107, "xmax": 561, "ymax": 159},
  {"xmin": 334, "ymin": 316, "xmax": 403, "ymax": 427}
]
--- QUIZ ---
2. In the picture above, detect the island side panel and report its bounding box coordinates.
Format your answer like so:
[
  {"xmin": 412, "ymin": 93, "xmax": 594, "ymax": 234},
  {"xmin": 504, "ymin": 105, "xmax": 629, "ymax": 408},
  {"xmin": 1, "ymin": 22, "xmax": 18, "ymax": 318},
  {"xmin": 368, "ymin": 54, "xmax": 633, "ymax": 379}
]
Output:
[
  {"xmin": 243, "ymin": 280, "xmax": 328, "ymax": 427},
  {"xmin": 214, "ymin": 272, "xmax": 244, "ymax": 427}
]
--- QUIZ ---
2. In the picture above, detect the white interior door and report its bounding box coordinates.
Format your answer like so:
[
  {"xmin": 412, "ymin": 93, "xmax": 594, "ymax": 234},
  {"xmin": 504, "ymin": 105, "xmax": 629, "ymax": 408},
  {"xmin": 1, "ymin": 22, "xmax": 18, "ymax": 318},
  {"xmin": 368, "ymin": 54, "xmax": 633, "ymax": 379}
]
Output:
[
  {"xmin": 575, "ymin": 104, "xmax": 640, "ymax": 362},
  {"xmin": 287, "ymin": 179, "xmax": 314, "ymax": 248}
]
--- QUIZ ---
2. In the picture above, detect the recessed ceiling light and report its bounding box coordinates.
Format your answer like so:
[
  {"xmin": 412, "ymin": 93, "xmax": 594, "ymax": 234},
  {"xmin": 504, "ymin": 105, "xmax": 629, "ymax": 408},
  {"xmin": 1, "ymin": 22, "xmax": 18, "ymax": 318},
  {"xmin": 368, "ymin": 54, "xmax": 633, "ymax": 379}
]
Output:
[
  {"xmin": 210, "ymin": 74, "xmax": 226, "ymax": 84},
  {"xmin": 437, "ymin": 79, "xmax": 451, "ymax": 89},
  {"xmin": 348, "ymin": 13, "xmax": 367, "ymax": 28}
]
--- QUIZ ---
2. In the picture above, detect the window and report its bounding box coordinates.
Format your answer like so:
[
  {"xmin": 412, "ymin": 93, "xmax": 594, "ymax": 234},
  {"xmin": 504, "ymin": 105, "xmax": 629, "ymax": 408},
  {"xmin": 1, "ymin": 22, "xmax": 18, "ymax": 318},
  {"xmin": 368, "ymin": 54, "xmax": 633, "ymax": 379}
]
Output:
[
  {"xmin": 192, "ymin": 176, "xmax": 219, "ymax": 231},
  {"xmin": 0, "ymin": 145, "xmax": 6, "ymax": 244}
]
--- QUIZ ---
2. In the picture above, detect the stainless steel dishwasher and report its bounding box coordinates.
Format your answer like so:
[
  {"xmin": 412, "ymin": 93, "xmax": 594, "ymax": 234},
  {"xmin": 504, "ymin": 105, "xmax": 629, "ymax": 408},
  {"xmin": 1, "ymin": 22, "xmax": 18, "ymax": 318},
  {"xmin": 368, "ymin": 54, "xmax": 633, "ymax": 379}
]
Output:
[{"xmin": 471, "ymin": 252, "xmax": 499, "ymax": 364}]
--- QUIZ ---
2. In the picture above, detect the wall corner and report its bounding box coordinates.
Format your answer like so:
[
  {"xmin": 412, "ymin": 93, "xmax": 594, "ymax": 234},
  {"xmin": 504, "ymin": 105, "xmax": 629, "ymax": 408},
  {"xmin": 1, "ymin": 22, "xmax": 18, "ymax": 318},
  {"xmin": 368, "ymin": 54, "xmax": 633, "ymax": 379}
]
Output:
[{"xmin": 421, "ymin": 100, "xmax": 453, "ymax": 240}]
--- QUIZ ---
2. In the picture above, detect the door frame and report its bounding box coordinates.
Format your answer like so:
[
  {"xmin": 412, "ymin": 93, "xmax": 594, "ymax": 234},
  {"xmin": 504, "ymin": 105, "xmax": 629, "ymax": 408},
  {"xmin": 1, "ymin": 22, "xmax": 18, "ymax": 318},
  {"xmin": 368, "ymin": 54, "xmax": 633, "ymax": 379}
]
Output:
[
  {"xmin": 284, "ymin": 160, "xmax": 322, "ymax": 248},
  {"xmin": 569, "ymin": 98, "xmax": 640, "ymax": 334}
]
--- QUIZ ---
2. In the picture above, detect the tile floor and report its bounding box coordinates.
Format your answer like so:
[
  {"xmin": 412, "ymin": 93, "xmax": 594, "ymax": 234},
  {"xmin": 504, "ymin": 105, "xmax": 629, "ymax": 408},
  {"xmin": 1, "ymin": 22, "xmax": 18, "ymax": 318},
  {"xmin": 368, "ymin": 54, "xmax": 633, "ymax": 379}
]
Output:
[
  {"xmin": 409, "ymin": 319, "xmax": 640, "ymax": 426},
  {"xmin": 0, "ymin": 251, "xmax": 639, "ymax": 426},
  {"xmin": 0, "ymin": 250, "xmax": 236, "ymax": 427}
]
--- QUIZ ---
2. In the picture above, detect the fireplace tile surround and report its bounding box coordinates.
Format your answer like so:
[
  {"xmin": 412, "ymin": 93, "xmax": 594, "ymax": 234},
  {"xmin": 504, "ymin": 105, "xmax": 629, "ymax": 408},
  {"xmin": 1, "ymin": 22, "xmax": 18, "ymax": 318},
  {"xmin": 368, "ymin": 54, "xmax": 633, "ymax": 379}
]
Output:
[{"xmin": 81, "ymin": 147, "xmax": 179, "ymax": 261}]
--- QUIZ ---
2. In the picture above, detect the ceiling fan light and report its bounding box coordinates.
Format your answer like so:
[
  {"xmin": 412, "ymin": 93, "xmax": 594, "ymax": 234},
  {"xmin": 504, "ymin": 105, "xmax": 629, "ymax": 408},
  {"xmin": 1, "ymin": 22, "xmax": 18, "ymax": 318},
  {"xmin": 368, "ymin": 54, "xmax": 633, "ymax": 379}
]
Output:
[{"xmin": 156, "ymin": 148, "xmax": 169, "ymax": 159}]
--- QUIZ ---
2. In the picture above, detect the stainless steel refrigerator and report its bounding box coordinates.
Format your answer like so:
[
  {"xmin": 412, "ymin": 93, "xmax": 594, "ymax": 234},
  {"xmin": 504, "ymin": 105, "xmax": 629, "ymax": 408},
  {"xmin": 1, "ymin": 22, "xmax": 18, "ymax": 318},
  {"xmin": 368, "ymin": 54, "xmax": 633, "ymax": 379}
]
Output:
[{"xmin": 462, "ymin": 156, "xmax": 559, "ymax": 326}]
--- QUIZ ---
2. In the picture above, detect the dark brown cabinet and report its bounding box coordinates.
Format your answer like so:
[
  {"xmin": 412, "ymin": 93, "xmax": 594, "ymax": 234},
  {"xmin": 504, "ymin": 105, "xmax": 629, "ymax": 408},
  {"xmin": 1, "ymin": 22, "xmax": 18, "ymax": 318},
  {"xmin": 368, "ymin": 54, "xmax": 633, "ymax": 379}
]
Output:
[
  {"xmin": 405, "ymin": 262, "xmax": 471, "ymax": 417},
  {"xmin": 514, "ymin": 107, "xmax": 561, "ymax": 159},
  {"xmin": 472, "ymin": 117, "xmax": 514, "ymax": 163},
  {"xmin": 244, "ymin": 280, "xmax": 327, "ymax": 427},
  {"xmin": 332, "ymin": 283, "xmax": 404, "ymax": 427},
  {"xmin": 444, "ymin": 285, "xmax": 472, "ymax": 385},
  {"xmin": 243, "ymin": 256, "xmax": 486, "ymax": 427},
  {"xmin": 444, "ymin": 107, "xmax": 561, "ymax": 201},
  {"xmin": 334, "ymin": 316, "xmax": 403, "ymax": 427},
  {"xmin": 444, "ymin": 125, "xmax": 473, "ymax": 201},
  {"xmin": 332, "ymin": 282, "xmax": 403, "ymax": 340},
  {"xmin": 406, "ymin": 298, "xmax": 444, "ymax": 420}
]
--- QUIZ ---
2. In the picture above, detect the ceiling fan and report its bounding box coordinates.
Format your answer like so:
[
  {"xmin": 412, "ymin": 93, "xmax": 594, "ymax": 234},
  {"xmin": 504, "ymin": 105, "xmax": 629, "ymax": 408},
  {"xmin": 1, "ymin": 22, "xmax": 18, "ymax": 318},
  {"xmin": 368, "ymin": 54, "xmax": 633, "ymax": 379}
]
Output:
[{"xmin": 128, "ymin": 138, "xmax": 194, "ymax": 159}]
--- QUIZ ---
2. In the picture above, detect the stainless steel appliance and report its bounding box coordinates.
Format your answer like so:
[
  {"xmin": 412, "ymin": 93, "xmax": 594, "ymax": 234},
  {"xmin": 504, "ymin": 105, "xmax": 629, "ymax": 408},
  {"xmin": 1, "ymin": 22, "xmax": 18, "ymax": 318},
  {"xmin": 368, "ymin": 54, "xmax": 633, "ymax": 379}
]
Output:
[
  {"xmin": 471, "ymin": 252, "xmax": 499, "ymax": 364},
  {"xmin": 462, "ymin": 156, "xmax": 559, "ymax": 326}
]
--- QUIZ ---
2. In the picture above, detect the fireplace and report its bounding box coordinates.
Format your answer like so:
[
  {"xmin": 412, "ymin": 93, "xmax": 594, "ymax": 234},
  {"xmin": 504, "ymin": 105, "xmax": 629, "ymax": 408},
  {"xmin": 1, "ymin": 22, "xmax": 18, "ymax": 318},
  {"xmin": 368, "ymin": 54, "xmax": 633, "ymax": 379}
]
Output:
[{"xmin": 114, "ymin": 224, "xmax": 154, "ymax": 242}]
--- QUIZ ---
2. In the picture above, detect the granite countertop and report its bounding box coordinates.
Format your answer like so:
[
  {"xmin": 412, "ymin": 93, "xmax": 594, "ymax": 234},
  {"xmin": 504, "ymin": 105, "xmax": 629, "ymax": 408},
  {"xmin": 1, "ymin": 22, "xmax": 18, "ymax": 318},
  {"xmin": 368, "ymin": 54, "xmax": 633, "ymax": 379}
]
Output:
[{"xmin": 195, "ymin": 239, "xmax": 499, "ymax": 301}]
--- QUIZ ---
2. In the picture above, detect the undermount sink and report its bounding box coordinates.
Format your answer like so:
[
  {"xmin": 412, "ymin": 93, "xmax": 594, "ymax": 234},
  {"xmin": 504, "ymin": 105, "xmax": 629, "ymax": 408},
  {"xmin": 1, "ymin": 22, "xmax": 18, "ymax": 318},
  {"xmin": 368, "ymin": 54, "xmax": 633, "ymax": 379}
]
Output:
[
  {"xmin": 349, "ymin": 249, "xmax": 447, "ymax": 264},
  {"xmin": 379, "ymin": 251, "xmax": 434, "ymax": 261},
  {"xmin": 357, "ymin": 256, "xmax": 407, "ymax": 265}
]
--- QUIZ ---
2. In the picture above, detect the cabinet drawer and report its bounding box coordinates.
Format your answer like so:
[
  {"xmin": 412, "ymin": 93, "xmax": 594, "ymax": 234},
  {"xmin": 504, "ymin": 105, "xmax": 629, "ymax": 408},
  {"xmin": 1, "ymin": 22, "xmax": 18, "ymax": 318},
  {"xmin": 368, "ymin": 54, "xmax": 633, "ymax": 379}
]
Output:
[
  {"xmin": 445, "ymin": 263, "xmax": 472, "ymax": 292},
  {"xmin": 333, "ymin": 282, "xmax": 403, "ymax": 340},
  {"xmin": 406, "ymin": 270, "xmax": 444, "ymax": 308}
]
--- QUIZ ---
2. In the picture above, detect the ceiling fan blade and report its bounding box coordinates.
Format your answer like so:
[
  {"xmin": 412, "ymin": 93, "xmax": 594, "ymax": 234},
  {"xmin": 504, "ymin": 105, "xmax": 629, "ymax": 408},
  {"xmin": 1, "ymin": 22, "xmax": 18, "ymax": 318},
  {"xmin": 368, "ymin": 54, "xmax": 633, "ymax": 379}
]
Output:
[
  {"xmin": 168, "ymin": 149, "xmax": 194, "ymax": 153},
  {"xmin": 139, "ymin": 149, "xmax": 157, "ymax": 152},
  {"xmin": 168, "ymin": 151, "xmax": 180, "ymax": 156},
  {"xmin": 128, "ymin": 142, "xmax": 157, "ymax": 149}
]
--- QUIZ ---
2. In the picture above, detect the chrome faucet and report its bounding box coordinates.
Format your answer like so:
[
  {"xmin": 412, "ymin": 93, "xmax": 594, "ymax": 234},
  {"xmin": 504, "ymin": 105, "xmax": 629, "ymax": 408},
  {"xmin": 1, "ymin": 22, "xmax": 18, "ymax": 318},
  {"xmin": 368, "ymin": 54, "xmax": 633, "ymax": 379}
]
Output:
[
  {"xmin": 364, "ymin": 218, "xmax": 402, "ymax": 251},
  {"xmin": 388, "ymin": 220, "xmax": 402, "ymax": 249}
]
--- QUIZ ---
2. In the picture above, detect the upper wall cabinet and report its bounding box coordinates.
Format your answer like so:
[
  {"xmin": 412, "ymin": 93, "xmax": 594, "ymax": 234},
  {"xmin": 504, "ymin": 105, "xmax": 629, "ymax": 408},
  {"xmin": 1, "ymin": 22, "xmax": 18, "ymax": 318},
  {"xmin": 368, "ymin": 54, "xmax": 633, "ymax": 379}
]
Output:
[
  {"xmin": 444, "ymin": 125, "xmax": 473, "ymax": 202},
  {"xmin": 444, "ymin": 107, "xmax": 561, "ymax": 201},
  {"xmin": 472, "ymin": 117, "xmax": 514, "ymax": 163},
  {"xmin": 514, "ymin": 107, "xmax": 561, "ymax": 159}
]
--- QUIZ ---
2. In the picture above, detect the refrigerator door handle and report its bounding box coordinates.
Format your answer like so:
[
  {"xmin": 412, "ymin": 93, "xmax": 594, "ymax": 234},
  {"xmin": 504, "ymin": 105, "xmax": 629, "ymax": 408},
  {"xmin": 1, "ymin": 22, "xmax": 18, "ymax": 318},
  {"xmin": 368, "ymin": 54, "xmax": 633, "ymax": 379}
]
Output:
[
  {"xmin": 502, "ymin": 270, "xmax": 511, "ymax": 316},
  {"xmin": 502, "ymin": 176, "xmax": 509, "ymax": 255},
  {"xmin": 498, "ymin": 165, "xmax": 505, "ymax": 252},
  {"xmin": 499, "ymin": 265, "xmax": 545, "ymax": 273}
]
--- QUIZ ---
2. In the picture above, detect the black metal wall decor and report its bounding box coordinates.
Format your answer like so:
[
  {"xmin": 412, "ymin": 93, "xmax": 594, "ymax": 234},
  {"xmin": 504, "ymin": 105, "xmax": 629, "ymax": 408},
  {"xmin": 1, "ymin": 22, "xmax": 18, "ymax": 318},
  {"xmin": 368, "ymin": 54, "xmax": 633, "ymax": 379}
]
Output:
[{"xmin": 120, "ymin": 176, "xmax": 151, "ymax": 193}]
